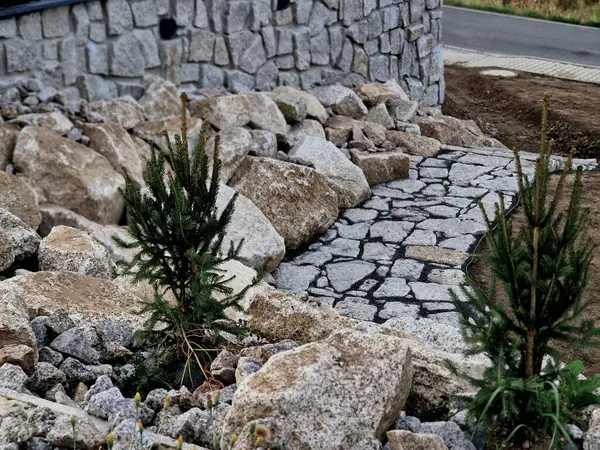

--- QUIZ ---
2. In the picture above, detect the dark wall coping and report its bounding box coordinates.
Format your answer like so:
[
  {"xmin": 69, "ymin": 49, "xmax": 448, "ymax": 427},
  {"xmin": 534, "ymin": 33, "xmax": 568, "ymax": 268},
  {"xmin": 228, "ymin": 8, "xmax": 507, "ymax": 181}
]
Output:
[{"xmin": 0, "ymin": 0, "xmax": 90, "ymax": 18}]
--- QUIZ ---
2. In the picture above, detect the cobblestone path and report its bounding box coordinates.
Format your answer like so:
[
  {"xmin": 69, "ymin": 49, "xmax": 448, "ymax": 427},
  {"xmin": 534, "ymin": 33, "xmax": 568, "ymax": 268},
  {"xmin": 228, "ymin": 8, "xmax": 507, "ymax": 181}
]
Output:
[{"xmin": 273, "ymin": 145, "xmax": 597, "ymax": 353}]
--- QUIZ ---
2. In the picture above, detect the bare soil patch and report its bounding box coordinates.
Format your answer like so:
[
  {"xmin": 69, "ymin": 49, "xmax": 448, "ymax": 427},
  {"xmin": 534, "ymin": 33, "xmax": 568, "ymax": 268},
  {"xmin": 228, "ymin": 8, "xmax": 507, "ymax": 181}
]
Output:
[{"xmin": 443, "ymin": 65, "xmax": 600, "ymax": 158}]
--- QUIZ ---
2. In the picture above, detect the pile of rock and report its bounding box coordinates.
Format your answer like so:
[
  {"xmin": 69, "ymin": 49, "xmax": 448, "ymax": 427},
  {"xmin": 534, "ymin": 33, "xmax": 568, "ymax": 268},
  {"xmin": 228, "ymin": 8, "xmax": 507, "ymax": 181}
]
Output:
[
  {"xmin": 0, "ymin": 293, "xmax": 489, "ymax": 449},
  {"xmin": 0, "ymin": 74, "xmax": 501, "ymax": 275},
  {"xmin": 0, "ymin": 74, "xmax": 519, "ymax": 448}
]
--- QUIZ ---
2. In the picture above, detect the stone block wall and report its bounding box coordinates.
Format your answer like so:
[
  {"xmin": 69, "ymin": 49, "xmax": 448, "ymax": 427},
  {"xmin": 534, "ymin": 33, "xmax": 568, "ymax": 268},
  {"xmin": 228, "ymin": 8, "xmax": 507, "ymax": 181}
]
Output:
[{"xmin": 0, "ymin": 0, "xmax": 443, "ymax": 105}]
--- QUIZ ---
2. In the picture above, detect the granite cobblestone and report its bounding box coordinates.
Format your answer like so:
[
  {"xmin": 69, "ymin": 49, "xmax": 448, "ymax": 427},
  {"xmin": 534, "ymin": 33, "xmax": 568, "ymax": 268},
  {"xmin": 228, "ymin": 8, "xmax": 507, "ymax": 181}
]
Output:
[{"xmin": 274, "ymin": 146, "xmax": 597, "ymax": 351}]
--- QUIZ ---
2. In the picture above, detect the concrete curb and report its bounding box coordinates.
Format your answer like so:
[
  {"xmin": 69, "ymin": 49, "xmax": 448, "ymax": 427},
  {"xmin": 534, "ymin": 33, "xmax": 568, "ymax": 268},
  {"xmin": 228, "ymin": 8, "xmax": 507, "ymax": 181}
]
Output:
[{"xmin": 443, "ymin": 45, "xmax": 600, "ymax": 84}]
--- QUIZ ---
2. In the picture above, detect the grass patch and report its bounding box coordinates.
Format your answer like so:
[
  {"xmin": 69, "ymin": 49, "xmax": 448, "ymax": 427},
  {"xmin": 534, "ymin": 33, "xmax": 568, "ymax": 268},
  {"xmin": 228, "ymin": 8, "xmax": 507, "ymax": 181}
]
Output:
[{"xmin": 444, "ymin": 0, "xmax": 600, "ymax": 28}]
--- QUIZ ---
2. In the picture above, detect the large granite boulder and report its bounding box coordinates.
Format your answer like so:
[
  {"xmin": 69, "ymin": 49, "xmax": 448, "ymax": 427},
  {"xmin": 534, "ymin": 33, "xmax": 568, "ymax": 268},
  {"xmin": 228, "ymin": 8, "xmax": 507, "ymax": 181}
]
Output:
[
  {"xmin": 0, "ymin": 171, "xmax": 41, "ymax": 230},
  {"xmin": 273, "ymin": 86, "xmax": 328, "ymax": 124},
  {"xmin": 365, "ymin": 103, "xmax": 395, "ymax": 129},
  {"xmin": 13, "ymin": 127, "xmax": 125, "ymax": 225},
  {"xmin": 189, "ymin": 95, "xmax": 250, "ymax": 130},
  {"xmin": 249, "ymin": 130, "xmax": 277, "ymax": 157},
  {"xmin": 0, "ymin": 208, "xmax": 40, "ymax": 260},
  {"xmin": 0, "ymin": 281, "xmax": 37, "ymax": 354},
  {"xmin": 387, "ymin": 430, "xmax": 449, "ymax": 450},
  {"xmin": 90, "ymin": 96, "xmax": 146, "ymax": 129},
  {"xmin": 415, "ymin": 116, "xmax": 506, "ymax": 149},
  {"xmin": 222, "ymin": 329, "xmax": 413, "ymax": 449},
  {"xmin": 0, "ymin": 271, "xmax": 144, "ymax": 322},
  {"xmin": 79, "ymin": 122, "xmax": 145, "ymax": 188},
  {"xmin": 240, "ymin": 285, "xmax": 405, "ymax": 343},
  {"xmin": 325, "ymin": 115, "xmax": 387, "ymax": 147},
  {"xmin": 268, "ymin": 92, "xmax": 308, "ymax": 123},
  {"xmin": 206, "ymin": 127, "xmax": 252, "ymax": 182},
  {"xmin": 138, "ymin": 78, "xmax": 181, "ymax": 121},
  {"xmin": 38, "ymin": 226, "xmax": 112, "ymax": 279},
  {"xmin": 39, "ymin": 204, "xmax": 135, "ymax": 267},
  {"xmin": 46, "ymin": 415, "xmax": 106, "ymax": 450},
  {"xmin": 242, "ymin": 94, "xmax": 287, "ymax": 136},
  {"xmin": 10, "ymin": 112, "xmax": 73, "ymax": 136},
  {"xmin": 309, "ymin": 85, "xmax": 368, "ymax": 119},
  {"xmin": 350, "ymin": 149, "xmax": 410, "ymax": 185},
  {"xmin": 228, "ymin": 157, "xmax": 339, "ymax": 249},
  {"xmin": 355, "ymin": 83, "xmax": 391, "ymax": 106},
  {"xmin": 386, "ymin": 131, "xmax": 442, "ymax": 158},
  {"xmin": 132, "ymin": 116, "xmax": 205, "ymax": 157},
  {"xmin": 217, "ymin": 184, "xmax": 285, "ymax": 273},
  {"xmin": 240, "ymin": 286, "xmax": 488, "ymax": 418},
  {"xmin": 0, "ymin": 230, "xmax": 14, "ymax": 272},
  {"xmin": 288, "ymin": 136, "xmax": 370, "ymax": 208},
  {"xmin": 285, "ymin": 119, "xmax": 326, "ymax": 149},
  {"xmin": 0, "ymin": 124, "xmax": 19, "ymax": 170}
]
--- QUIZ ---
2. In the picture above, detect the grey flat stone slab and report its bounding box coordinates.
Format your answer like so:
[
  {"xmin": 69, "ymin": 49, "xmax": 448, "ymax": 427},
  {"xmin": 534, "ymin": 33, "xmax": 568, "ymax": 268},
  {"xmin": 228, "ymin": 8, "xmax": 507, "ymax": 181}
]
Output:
[
  {"xmin": 315, "ymin": 276, "xmax": 329, "ymax": 288},
  {"xmin": 373, "ymin": 277, "xmax": 411, "ymax": 298},
  {"xmin": 405, "ymin": 245, "xmax": 468, "ymax": 266},
  {"xmin": 386, "ymin": 179, "xmax": 426, "ymax": 193},
  {"xmin": 439, "ymin": 234, "xmax": 476, "ymax": 252},
  {"xmin": 291, "ymin": 250, "xmax": 333, "ymax": 266},
  {"xmin": 421, "ymin": 158, "xmax": 449, "ymax": 167},
  {"xmin": 358, "ymin": 278, "xmax": 379, "ymax": 291},
  {"xmin": 326, "ymin": 260, "xmax": 377, "ymax": 291},
  {"xmin": 421, "ymin": 183, "xmax": 447, "ymax": 196},
  {"xmin": 427, "ymin": 268, "xmax": 466, "ymax": 285},
  {"xmin": 362, "ymin": 242, "xmax": 396, "ymax": 261},
  {"xmin": 390, "ymin": 258, "xmax": 424, "ymax": 281},
  {"xmin": 474, "ymin": 176, "xmax": 519, "ymax": 193},
  {"xmin": 393, "ymin": 199, "xmax": 441, "ymax": 208},
  {"xmin": 449, "ymin": 163, "xmax": 492, "ymax": 185},
  {"xmin": 362, "ymin": 197, "xmax": 390, "ymax": 211},
  {"xmin": 403, "ymin": 229, "xmax": 436, "ymax": 246},
  {"xmin": 274, "ymin": 263, "xmax": 320, "ymax": 292},
  {"xmin": 369, "ymin": 220, "xmax": 414, "ymax": 243},
  {"xmin": 334, "ymin": 297, "xmax": 377, "ymax": 321},
  {"xmin": 371, "ymin": 185, "xmax": 413, "ymax": 199},
  {"xmin": 419, "ymin": 167, "xmax": 448, "ymax": 179},
  {"xmin": 438, "ymin": 151, "xmax": 465, "ymax": 161},
  {"xmin": 418, "ymin": 218, "xmax": 486, "ymax": 237},
  {"xmin": 390, "ymin": 209, "xmax": 429, "ymax": 222},
  {"xmin": 421, "ymin": 301, "xmax": 455, "ymax": 312},
  {"xmin": 442, "ymin": 196, "xmax": 473, "ymax": 208},
  {"xmin": 378, "ymin": 302, "xmax": 419, "ymax": 320},
  {"xmin": 343, "ymin": 208, "xmax": 378, "ymax": 222},
  {"xmin": 322, "ymin": 238, "xmax": 361, "ymax": 257},
  {"xmin": 457, "ymin": 153, "xmax": 512, "ymax": 167},
  {"xmin": 308, "ymin": 287, "xmax": 341, "ymax": 298},
  {"xmin": 319, "ymin": 229, "xmax": 338, "ymax": 242},
  {"xmin": 376, "ymin": 265, "xmax": 390, "ymax": 277},
  {"xmin": 337, "ymin": 222, "xmax": 371, "ymax": 239},
  {"xmin": 428, "ymin": 311, "xmax": 461, "ymax": 327},
  {"xmin": 409, "ymin": 282, "xmax": 455, "ymax": 301},
  {"xmin": 448, "ymin": 186, "xmax": 488, "ymax": 198},
  {"xmin": 425, "ymin": 205, "xmax": 459, "ymax": 218}
]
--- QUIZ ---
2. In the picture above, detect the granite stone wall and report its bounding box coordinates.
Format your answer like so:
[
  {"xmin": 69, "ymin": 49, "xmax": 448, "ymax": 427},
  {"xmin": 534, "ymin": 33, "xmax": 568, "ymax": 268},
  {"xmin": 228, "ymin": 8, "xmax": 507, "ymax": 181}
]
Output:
[{"xmin": 0, "ymin": 0, "xmax": 444, "ymax": 105}]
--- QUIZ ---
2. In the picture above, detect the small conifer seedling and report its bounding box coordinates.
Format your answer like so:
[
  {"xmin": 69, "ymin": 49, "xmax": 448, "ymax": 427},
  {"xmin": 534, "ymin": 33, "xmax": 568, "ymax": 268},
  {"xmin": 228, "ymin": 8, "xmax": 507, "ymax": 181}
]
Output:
[
  {"xmin": 452, "ymin": 94, "xmax": 600, "ymax": 446},
  {"xmin": 114, "ymin": 93, "xmax": 252, "ymax": 383}
]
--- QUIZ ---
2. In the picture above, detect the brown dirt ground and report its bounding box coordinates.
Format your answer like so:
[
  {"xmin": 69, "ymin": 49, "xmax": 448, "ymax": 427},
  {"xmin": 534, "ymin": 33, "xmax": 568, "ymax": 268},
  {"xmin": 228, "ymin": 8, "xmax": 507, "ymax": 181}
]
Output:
[
  {"xmin": 445, "ymin": 66, "xmax": 600, "ymax": 375},
  {"xmin": 442, "ymin": 66, "xmax": 600, "ymax": 158}
]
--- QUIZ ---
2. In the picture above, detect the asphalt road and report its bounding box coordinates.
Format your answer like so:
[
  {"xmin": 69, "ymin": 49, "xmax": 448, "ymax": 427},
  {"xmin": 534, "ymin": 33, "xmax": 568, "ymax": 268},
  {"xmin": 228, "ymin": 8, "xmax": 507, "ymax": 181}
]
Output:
[{"xmin": 442, "ymin": 6, "xmax": 600, "ymax": 67}]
